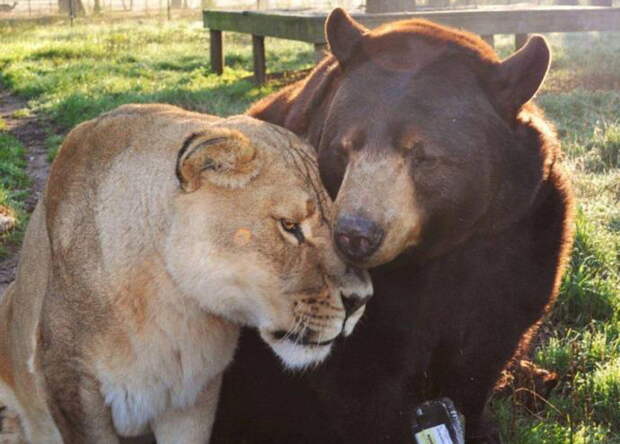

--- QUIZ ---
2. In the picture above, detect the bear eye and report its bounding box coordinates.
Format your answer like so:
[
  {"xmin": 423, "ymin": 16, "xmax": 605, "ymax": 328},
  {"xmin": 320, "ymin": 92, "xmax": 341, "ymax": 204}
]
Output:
[
  {"xmin": 411, "ymin": 141, "xmax": 424, "ymax": 150},
  {"xmin": 410, "ymin": 143, "xmax": 439, "ymax": 168},
  {"xmin": 280, "ymin": 219, "xmax": 305, "ymax": 244}
]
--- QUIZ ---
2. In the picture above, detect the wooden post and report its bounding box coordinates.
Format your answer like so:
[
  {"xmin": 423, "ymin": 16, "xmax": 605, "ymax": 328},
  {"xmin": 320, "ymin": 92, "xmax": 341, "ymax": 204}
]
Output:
[
  {"xmin": 515, "ymin": 33, "xmax": 529, "ymax": 50},
  {"xmin": 252, "ymin": 35, "xmax": 266, "ymax": 85},
  {"xmin": 314, "ymin": 43, "xmax": 328, "ymax": 62},
  {"xmin": 210, "ymin": 30, "xmax": 223, "ymax": 75},
  {"xmin": 481, "ymin": 34, "xmax": 494, "ymax": 48}
]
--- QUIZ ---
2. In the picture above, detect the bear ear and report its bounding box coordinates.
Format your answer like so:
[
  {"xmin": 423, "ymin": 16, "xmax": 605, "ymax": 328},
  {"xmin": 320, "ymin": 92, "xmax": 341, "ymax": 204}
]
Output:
[
  {"xmin": 325, "ymin": 8, "xmax": 367, "ymax": 66},
  {"xmin": 494, "ymin": 35, "xmax": 551, "ymax": 115},
  {"xmin": 176, "ymin": 128, "xmax": 260, "ymax": 192}
]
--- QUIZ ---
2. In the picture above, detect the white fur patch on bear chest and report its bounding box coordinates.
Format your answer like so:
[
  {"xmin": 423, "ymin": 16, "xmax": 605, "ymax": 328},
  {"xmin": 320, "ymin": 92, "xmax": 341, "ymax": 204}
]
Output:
[{"xmin": 94, "ymin": 305, "xmax": 238, "ymax": 437}]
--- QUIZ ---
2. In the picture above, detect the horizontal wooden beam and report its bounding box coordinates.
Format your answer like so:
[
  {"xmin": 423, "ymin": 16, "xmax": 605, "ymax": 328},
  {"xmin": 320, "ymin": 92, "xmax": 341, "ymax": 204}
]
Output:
[
  {"xmin": 204, "ymin": 7, "xmax": 620, "ymax": 43},
  {"xmin": 204, "ymin": 10, "xmax": 325, "ymax": 43}
]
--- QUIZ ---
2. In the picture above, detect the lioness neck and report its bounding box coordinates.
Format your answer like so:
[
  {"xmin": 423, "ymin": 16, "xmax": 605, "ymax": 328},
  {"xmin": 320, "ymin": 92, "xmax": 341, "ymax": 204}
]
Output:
[{"xmin": 90, "ymin": 259, "xmax": 239, "ymax": 437}]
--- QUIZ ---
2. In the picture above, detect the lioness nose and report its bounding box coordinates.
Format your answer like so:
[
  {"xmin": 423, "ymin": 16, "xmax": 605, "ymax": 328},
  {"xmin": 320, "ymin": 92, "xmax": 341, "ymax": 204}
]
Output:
[
  {"xmin": 334, "ymin": 215, "xmax": 384, "ymax": 261},
  {"xmin": 341, "ymin": 293, "xmax": 369, "ymax": 317}
]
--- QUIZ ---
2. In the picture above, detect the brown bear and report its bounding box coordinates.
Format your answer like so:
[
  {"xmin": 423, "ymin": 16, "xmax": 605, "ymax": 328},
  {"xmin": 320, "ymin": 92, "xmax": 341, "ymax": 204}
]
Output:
[{"xmin": 211, "ymin": 8, "xmax": 574, "ymax": 444}]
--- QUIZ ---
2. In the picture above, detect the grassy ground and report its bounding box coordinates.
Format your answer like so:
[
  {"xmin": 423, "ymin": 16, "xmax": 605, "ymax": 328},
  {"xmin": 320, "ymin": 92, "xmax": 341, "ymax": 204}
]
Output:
[
  {"xmin": 0, "ymin": 18, "xmax": 618, "ymax": 443},
  {"xmin": 0, "ymin": 127, "xmax": 30, "ymax": 258}
]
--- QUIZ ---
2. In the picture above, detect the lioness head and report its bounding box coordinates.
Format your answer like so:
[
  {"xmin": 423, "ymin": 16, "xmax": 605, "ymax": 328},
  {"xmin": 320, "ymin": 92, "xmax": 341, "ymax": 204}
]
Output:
[{"xmin": 166, "ymin": 116, "xmax": 372, "ymax": 369}]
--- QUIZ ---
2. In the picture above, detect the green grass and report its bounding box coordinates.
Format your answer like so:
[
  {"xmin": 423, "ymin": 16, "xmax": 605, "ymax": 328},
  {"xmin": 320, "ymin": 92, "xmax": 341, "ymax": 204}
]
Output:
[
  {"xmin": 0, "ymin": 132, "xmax": 30, "ymax": 258},
  {"xmin": 491, "ymin": 32, "xmax": 620, "ymax": 444},
  {"xmin": 0, "ymin": 19, "xmax": 618, "ymax": 443},
  {"xmin": 0, "ymin": 20, "xmax": 315, "ymax": 156}
]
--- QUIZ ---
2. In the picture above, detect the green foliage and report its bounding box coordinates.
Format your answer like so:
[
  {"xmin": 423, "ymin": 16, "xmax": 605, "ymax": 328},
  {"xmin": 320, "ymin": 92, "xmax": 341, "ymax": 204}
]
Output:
[
  {"xmin": 585, "ymin": 124, "xmax": 620, "ymax": 172},
  {"xmin": 0, "ymin": 133, "xmax": 30, "ymax": 258},
  {"xmin": 554, "ymin": 211, "xmax": 618, "ymax": 327},
  {"xmin": 10, "ymin": 108, "xmax": 31, "ymax": 118}
]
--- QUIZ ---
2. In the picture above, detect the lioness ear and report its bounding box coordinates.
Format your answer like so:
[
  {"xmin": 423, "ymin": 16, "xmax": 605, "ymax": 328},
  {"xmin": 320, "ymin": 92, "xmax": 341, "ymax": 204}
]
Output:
[
  {"xmin": 494, "ymin": 35, "xmax": 550, "ymax": 115},
  {"xmin": 176, "ymin": 129, "xmax": 260, "ymax": 192},
  {"xmin": 326, "ymin": 8, "xmax": 367, "ymax": 66}
]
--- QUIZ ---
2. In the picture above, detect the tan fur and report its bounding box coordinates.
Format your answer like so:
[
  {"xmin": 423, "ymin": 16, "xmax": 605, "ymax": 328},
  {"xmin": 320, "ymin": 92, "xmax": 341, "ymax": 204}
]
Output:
[{"xmin": 0, "ymin": 104, "xmax": 372, "ymax": 443}]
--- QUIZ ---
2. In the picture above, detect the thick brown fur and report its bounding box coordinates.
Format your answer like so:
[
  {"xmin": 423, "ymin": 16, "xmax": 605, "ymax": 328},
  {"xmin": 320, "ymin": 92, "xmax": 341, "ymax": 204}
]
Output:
[
  {"xmin": 212, "ymin": 10, "xmax": 574, "ymax": 444},
  {"xmin": 0, "ymin": 104, "xmax": 372, "ymax": 443}
]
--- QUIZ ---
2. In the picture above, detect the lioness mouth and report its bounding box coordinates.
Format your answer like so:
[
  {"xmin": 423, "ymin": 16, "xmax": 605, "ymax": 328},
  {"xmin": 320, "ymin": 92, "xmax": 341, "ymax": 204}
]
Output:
[{"xmin": 272, "ymin": 330, "xmax": 338, "ymax": 347}]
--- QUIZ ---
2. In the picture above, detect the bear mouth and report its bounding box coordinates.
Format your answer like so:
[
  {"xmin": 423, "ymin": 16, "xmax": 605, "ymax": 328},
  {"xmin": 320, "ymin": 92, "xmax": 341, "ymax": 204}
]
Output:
[{"xmin": 271, "ymin": 329, "xmax": 338, "ymax": 347}]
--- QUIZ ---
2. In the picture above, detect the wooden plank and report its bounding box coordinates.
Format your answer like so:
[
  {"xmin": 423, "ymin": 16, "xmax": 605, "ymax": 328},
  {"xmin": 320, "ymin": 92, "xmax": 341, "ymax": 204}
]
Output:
[
  {"xmin": 361, "ymin": 6, "xmax": 620, "ymax": 35},
  {"xmin": 354, "ymin": 6, "xmax": 620, "ymax": 35},
  {"xmin": 204, "ymin": 10, "xmax": 326, "ymax": 43},
  {"xmin": 252, "ymin": 34, "xmax": 266, "ymax": 84},
  {"xmin": 209, "ymin": 29, "xmax": 223, "ymax": 75},
  {"xmin": 366, "ymin": 0, "xmax": 414, "ymax": 13},
  {"xmin": 514, "ymin": 33, "xmax": 529, "ymax": 50},
  {"xmin": 427, "ymin": 0, "xmax": 449, "ymax": 8},
  {"xmin": 204, "ymin": 7, "xmax": 620, "ymax": 44}
]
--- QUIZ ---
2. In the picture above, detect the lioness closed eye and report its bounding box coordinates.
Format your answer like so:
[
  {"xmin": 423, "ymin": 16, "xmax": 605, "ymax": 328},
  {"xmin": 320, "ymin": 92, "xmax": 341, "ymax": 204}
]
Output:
[{"xmin": 0, "ymin": 104, "xmax": 372, "ymax": 444}]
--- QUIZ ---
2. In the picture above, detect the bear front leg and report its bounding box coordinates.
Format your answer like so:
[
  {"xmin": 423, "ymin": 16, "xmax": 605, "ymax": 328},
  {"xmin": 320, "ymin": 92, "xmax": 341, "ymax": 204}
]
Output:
[
  {"xmin": 440, "ymin": 371, "xmax": 502, "ymax": 444},
  {"xmin": 431, "ymin": 326, "xmax": 521, "ymax": 444},
  {"xmin": 151, "ymin": 373, "xmax": 222, "ymax": 444}
]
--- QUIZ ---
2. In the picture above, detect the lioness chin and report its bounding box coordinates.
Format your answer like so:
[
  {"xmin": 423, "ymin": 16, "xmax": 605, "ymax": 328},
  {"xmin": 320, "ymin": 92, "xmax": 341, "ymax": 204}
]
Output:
[{"xmin": 0, "ymin": 104, "xmax": 372, "ymax": 444}]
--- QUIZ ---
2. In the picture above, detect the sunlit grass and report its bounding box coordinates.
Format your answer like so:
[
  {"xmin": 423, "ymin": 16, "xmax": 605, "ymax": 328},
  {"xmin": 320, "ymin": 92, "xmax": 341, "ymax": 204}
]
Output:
[
  {"xmin": 0, "ymin": 132, "xmax": 30, "ymax": 258},
  {"xmin": 492, "ymin": 32, "xmax": 620, "ymax": 444},
  {"xmin": 0, "ymin": 20, "xmax": 314, "ymax": 156}
]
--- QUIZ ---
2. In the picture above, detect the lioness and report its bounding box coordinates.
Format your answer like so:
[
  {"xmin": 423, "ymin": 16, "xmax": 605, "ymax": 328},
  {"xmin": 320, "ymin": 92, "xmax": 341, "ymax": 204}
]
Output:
[{"xmin": 0, "ymin": 104, "xmax": 372, "ymax": 444}]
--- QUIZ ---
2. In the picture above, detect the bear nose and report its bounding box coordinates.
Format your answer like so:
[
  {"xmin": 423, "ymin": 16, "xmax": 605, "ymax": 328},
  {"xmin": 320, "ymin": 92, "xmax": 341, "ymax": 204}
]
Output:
[
  {"xmin": 341, "ymin": 292, "xmax": 370, "ymax": 318},
  {"xmin": 334, "ymin": 215, "xmax": 384, "ymax": 262}
]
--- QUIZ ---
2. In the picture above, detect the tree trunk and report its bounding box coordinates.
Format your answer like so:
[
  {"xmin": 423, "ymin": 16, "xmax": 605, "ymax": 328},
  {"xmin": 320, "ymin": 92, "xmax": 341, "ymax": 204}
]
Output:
[{"xmin": 170, "ymin": 0, "xmax": 182, "ymax": 8}]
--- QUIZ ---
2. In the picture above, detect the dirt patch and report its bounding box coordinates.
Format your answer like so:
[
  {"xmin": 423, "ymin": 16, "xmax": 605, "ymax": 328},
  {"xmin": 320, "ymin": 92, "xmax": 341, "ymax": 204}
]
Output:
[{"xmin": 0, "ymin": 89, "xmax": 51, "ymax": 297}]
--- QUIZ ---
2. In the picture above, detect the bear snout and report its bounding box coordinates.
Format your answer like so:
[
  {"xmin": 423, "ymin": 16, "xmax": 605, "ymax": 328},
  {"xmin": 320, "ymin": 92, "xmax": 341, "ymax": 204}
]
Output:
[{"xmin": 334, "ymin": 214, "xmax": 384, "ymax": 262}]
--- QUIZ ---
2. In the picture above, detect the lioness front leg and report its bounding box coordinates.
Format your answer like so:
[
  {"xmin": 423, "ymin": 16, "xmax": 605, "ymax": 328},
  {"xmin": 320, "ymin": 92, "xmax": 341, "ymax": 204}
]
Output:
[
  {"xmin": 151, "ymin": 374, "xmax": 222, "ymax": 444},
  {"xmin": 43, "ymin": 358, "xmax": 119, "ymax": 444}
]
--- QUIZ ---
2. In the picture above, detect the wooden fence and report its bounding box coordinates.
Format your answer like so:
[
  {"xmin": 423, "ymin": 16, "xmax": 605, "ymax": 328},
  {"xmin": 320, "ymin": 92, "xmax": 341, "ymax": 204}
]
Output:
[{"xmin": 203, "ymin": 6, "xmax": 620, "ymax": 83}]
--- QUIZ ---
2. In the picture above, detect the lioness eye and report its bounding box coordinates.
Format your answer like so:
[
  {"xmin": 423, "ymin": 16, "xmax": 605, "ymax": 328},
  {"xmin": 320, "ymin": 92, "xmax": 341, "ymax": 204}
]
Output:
[{"xmin": 280, "ymin": 219, "xmax": 305, "ymax": 244}]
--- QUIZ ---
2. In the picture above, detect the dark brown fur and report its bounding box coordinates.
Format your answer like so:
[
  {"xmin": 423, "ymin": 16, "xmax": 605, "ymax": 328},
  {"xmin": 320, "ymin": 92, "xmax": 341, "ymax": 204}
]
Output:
[{"xmin": 212, "ymin": 10, "xmax": 574, "ymax": 444}]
